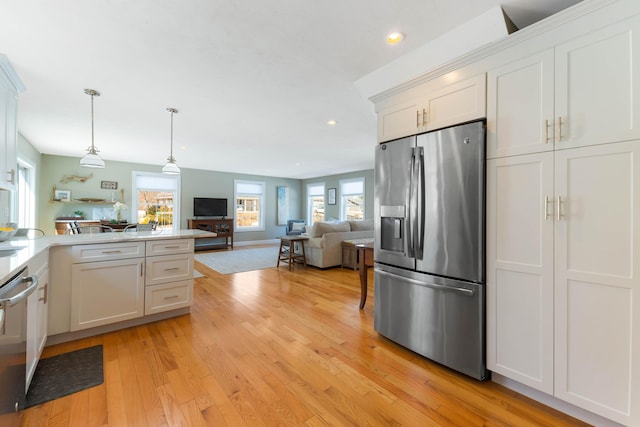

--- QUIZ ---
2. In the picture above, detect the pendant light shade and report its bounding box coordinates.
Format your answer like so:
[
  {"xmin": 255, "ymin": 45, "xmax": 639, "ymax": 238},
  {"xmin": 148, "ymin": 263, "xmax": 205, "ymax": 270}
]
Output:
[
  {"xmin": 162, "ymin": 107, "xmax": 180, "ymax": 175},
  {"xmin": 80, "ymin": 89, "xmax": 105, "ymax": 168}
]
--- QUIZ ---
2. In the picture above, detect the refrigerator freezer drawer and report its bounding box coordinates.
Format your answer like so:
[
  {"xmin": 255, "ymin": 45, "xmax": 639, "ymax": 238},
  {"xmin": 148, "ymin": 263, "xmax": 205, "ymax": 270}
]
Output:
[{"xmin": 374, "ymin": 264, "xmax": 487, "ymax": 380}]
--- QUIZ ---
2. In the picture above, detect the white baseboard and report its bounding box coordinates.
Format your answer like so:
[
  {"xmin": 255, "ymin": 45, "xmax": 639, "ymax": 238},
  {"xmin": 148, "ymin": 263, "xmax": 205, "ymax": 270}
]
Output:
[{"xmin": 491, "ymin": 373, "xmax": 624, "ymax": 427}]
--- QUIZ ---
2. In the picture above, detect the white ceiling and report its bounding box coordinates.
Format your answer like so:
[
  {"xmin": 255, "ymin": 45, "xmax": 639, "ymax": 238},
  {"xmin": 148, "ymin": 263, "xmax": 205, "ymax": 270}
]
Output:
[{"xmin": 0, "ymin": 0, "xmax": 581, "ymax": 179}]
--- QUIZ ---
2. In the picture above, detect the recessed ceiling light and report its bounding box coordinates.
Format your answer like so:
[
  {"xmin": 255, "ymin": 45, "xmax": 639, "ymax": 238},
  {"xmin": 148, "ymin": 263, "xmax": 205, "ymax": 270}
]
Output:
[
  {"xmin": 327, "ymin": 120, "xmax": 336, "ymax": 126},
  {"xmin": 386, "ymin": 32, "xmax": 404, "ymax": 45}
]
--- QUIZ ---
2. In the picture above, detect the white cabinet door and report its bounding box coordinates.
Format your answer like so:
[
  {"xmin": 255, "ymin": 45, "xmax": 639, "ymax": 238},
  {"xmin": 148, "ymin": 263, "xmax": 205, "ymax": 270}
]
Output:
[
  {"xmin": 145, "ymin": 253, "xmax": 193, "ymax": 287},
  {"xmin": 71, "ymin": 258, "xmax": 145, "ymax": 331},
  {"xmin": 486, "ymin": 153, "xmax": 554, "ymax": 394},
  {"xmin": 376, "ymin": 74, "xmax": 486, "ymax": 143},
  {"xmin": 554, "ymin": 141, "xmax": 640, "ymax": 425},
  {"xmin": 487, "ymin": 50, "xmax": 555, "ymax": 158},
  {"xmin": 26, "ymin": 267, "xmax": 48, "ymax": 389},
  {"xmin": 423, "ymin": 74, "xmax": 486, "ymax": 132},
  {"xmin": 145, "ymin": 279, "xmax": 192, "ymax": 315},
  {"xmin": 555, "ymin": 18, "xmax": 640, "ymax": 150},
  {"xmin": 377, "ymin": 96, "xmax": 423, "ymax": 143},
  {"xmin": 0, "ymin": 73, "xmax": 15, "ymax": 191}
]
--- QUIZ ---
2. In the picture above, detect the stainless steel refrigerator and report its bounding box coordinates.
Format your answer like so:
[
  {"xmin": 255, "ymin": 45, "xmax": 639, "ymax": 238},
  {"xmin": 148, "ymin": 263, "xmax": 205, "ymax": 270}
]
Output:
[{"xmin": 374, "ymin": 120, "xmax": 487, "ymax": 380}]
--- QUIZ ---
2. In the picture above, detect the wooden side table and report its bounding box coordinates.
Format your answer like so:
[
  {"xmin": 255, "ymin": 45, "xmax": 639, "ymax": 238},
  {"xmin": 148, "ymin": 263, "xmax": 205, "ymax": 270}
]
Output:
[
  {"xmin": 356, "ymin": 242, "xmax": 374, "ymax": 309},
  {"xmin": 277, "ymin": 236, "xmax": 309, "ymax": 271},
  {"xmin": 341, "ymin": 238, "xmax": 375, "ymax": 270}
]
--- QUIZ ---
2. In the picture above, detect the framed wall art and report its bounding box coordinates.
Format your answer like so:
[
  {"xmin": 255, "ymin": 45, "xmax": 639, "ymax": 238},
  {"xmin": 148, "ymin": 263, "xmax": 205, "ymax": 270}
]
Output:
[
  {"xmin": 54, "ymin": 190, "xmax": 71, "ymax": 201},
  {"xmin": 328, "ymin": 188, "xmax": 336, "ymax": 205},
  {"xmin": 276, "ymin": 186, "xmax": 289, "ymax": 225}
]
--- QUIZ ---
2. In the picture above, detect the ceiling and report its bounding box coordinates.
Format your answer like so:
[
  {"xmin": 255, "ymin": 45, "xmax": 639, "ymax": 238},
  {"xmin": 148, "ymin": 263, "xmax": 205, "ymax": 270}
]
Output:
[{"xmin": 0, "ymin": 0, "xmax": 581, "ymax": 179}]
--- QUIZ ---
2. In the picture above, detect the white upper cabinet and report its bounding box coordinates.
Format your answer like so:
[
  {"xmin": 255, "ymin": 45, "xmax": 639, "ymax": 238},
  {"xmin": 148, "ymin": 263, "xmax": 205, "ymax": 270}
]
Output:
[
  {"xmin": 422, "ymin": 74, "xmax": 486, "ymax": 132},
  {"xmin": 488, "ymin": 17, "xmax": 640, "ymax": 158},
  {"xmin": 377, "ymin": 74, "xmax": 486, "ymax": 143},
  {"xmin": 555, "ymin": 18, "xmax": 640, "ymax": 150},
  {"xmin": 377, "ymin": 95, "xmax": 424, "ymax": 143},
  {"xmin": 0, "ymin": 56, "xmax": 23, "ymax": 191},
  {"xmin": 487, "ymin": 50, "xmax": 555, "ymax": 158}
]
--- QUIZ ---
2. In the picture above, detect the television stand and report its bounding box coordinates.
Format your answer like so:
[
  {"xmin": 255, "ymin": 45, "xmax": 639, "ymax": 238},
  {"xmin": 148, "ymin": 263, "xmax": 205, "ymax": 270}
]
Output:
[{"xmin": 188, "ymin": 218, "xmax": 234, "ymax": 251}]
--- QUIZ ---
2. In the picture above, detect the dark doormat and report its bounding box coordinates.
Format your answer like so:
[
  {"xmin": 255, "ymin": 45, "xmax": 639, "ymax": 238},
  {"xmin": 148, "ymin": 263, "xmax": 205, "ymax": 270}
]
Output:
[{"xmin": 26, "ymin": 345, "xmax": 104, "ymax": 408}]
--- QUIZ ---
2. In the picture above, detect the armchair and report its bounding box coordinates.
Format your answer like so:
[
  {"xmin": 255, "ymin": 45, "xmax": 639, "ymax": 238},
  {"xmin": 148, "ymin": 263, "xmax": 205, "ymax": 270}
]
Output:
[{"xmin": 286, "ymin": 219, "xmax": 306, "ymax": 236}]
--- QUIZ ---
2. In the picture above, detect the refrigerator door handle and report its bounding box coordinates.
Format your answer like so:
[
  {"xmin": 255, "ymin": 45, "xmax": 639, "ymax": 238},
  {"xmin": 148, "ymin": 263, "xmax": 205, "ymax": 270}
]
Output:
[
  {"xmin": 415, "ymin": 146, "xmax": 425, "ymax": 259},
  {"xmin": 375, "ymin": 269, "xmax": 475, "ymax": 296},
  {"xmin": 407, "ymin": 149, "xmax": 417, "ymax": 257}
]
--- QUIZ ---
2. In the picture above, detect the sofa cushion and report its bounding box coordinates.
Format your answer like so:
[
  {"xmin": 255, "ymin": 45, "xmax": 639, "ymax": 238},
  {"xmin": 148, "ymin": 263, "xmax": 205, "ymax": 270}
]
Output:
[
  {"xmin": 312, "ymin": 221, "xmax": 350, "ymax": 237},
  {"xmin": 303, "ymin": 224, "xmax": 314, "ymax": 237},
  {"xmin": 349, "ymin": 219, "xmax": 373, "ymax": 231}
]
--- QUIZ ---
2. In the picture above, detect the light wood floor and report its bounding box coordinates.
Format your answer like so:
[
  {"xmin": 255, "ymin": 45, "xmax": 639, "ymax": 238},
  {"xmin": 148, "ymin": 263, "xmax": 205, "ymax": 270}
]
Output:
[{"xmin": 20, "ymin": 247, "xmax": 589, "ymax": 426}]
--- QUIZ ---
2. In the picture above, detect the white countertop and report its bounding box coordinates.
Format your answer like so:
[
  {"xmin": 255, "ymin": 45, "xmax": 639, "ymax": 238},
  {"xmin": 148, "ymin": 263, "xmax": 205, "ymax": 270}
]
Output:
[{"xmin": 0, "ymin": 229, "xmax": 215, "ymax": 283}]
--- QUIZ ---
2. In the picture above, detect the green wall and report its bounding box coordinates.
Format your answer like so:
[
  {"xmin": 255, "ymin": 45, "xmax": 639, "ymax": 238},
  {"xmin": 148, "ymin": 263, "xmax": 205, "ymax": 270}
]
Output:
[
  {"xmin": 24, "ymin": 141, "xmax": 373, "ymax": 239},
  {"xmin": 301, "ymin": 169, "xmax": 374, "ymax": 222},
  {"xmin": 38, "ymin": 154, "xmax": 302, "ymax": 240}
]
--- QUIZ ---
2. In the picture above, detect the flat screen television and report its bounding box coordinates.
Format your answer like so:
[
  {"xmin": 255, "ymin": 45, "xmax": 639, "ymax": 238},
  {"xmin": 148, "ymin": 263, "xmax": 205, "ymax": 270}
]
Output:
[{"xmin": 193, "ymin": 197, "xmax": 228, "ymax": 217}]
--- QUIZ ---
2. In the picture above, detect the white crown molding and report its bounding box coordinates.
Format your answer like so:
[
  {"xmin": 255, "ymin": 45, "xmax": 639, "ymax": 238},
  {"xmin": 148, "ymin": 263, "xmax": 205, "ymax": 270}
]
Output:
[
  {"xmin": 0, "ymin": 54, "xmax": 26, "ymax": 92},
  {"xmin": 369, "ymin": 0, "xmax": 620, "ymax": 103}
]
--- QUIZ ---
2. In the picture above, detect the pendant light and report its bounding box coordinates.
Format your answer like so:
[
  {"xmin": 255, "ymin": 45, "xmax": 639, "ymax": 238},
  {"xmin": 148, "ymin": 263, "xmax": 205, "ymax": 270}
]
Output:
[
  {"xmin": 79, "ymin": 89, "xmax": 105, "ymax": 168},
  {"xmin": 162, "ymin": 107, "xmax": 180, "ymax": 175}
]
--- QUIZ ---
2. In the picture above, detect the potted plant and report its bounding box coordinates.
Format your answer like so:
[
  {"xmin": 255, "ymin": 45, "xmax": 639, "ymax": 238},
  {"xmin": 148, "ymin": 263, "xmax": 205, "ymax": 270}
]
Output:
[
  {"xmin": 74, "ymin": 210, "xmax": 85, "ymax": 219},
  {"xmin": 112, "ymin": 201, "xmax": 128, "ymax": 223}
]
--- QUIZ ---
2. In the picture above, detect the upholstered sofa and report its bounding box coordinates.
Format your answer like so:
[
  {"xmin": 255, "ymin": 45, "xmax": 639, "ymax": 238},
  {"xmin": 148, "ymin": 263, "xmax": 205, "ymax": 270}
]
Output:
[{"xmin": 303, "ymin": 220, "xmax": 374, "ymax": 268}]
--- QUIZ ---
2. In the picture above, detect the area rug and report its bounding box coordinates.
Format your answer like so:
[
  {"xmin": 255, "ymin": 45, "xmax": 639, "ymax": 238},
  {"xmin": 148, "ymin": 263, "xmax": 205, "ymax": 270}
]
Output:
[
  {"xmin": 194, "ymin": 246, "xmax": 280, "ymax": 274},
  {"xmin": 26, "ymin": 345, "xmax": 104, "ymax": 408},
  {"xmin": 193, "ymin": 269, "xmax": 205, "ymax": 278}
]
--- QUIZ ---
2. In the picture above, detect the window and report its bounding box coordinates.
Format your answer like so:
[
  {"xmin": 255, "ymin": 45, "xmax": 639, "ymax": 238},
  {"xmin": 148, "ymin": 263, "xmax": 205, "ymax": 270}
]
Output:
[
  {"xmin": 307, "ymin": 183, "xmax": 325, "ymax": 225},
  {"xmin": 17, "ymin": 160, "xmax": 35, "ymax": 228},
  {"xmin": 339, "ymin": 177, "xmax": 365, "ymax": 221},
  {"xmin": 235, "ymin": 180, "xmax": 265, "ymax": 231},
  {"xmin": 132, "ymin": 171, "xmax": 180, "ymax": 232}
]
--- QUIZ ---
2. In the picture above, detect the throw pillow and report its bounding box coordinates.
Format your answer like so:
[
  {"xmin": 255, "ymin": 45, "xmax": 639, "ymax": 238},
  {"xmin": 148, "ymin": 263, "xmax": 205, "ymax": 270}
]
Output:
[{"xmin": 291, "ymin": 222, "xmax": 306, "ymax": 231}]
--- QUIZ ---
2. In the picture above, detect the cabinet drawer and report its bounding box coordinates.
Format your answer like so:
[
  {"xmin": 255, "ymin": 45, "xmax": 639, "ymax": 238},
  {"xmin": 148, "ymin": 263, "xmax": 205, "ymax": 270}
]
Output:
[
  {"xmin": 71, "ymin": 242, "xmax": 145, "ymax": 263},
  {"xmin": 145, "ymin": 253, "xmax": 193, "ymax": 286},
  {"xmin": 146, "ymin": 239, "xmax": 193, "ymax": 256},
  {"xmin": 144, "ymin": 279, "xmax": 192, "ymax": 315}
]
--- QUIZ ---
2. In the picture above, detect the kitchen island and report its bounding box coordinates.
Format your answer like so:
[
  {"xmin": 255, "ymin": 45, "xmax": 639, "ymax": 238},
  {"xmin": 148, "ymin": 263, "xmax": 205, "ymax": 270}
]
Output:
[{"xmin": 0, "ymin": 229, "xmax": 215, "ymax": 345}]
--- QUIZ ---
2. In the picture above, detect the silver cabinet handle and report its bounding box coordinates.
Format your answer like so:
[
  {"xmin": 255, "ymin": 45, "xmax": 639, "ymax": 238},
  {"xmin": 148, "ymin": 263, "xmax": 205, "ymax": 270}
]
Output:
[
  {"xmin": 38, "ymin": 283, "xmax": 48, "ymax": 304},
  {"xmin": 102, "ymin": 250, "xmax": 122, "ymax": 254},
  {"xmin": 544, "ymin": 196, "xmax": 552, "ymax": 220},
  {"xmin": 558, "ymin": 116, "xmax": 564, "ymax": 141},
  {"xmin": 416, "ymin": 110, "xmax": 420, "ymax": 127},
  {"xmin": 163, "ymin": 245, "xmax": 180, "ymax": 249},
  {"xmin": 422, "ymin": 108, "xmax": 427, "ymax": 126},
  {"xmin": 163, "ymin": 295, "xmax": 180, "ymax": 300},
  {"xmin": 557, "ymin": 196, "xmax": 563, "ymax": 221},
  {"xmin": 164, "ymin": 267, "xmax": 181, "ymax": 271},
  {"xmin": 545, "ymin": 120, "xmax": 552, "ymax": 143}
]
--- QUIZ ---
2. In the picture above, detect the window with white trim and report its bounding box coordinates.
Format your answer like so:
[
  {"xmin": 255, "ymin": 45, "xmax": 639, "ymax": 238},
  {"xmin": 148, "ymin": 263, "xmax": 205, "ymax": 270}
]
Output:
[
  {"xmin": 339, "ymin": 177, "xmax": 365, "ymax": 221},
  {"xmin": 235, "ymin": 180, "xmax": 265, "ymax": 231},
  {"xmin": 307, "ymin": 183, "xmax": 325, "ymax": 225},
  {"xmin": 132, "ymin": 171, "xmax": 180, "ymax": 232},
  {"xmin": 17, "ymin": 160, "xmax": 35, "ymax": 228}
]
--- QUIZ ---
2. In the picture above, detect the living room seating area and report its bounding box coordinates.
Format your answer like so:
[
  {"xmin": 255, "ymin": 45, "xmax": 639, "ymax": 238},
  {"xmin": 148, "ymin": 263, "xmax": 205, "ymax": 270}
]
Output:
[{"xmin": 303, "ymin": 220, "xmax": 374, "ymax": 268}]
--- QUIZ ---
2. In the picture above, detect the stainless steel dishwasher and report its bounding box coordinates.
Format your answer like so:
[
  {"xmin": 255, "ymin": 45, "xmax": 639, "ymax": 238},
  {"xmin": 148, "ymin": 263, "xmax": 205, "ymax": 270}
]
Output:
[{"xmin": 0, "ymin": 268, "xmax": 38, "ymax": 424}]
